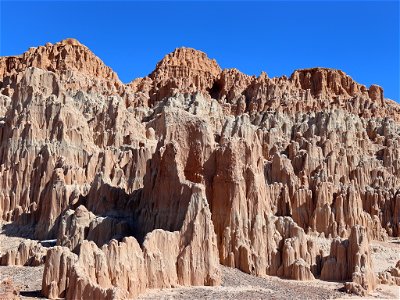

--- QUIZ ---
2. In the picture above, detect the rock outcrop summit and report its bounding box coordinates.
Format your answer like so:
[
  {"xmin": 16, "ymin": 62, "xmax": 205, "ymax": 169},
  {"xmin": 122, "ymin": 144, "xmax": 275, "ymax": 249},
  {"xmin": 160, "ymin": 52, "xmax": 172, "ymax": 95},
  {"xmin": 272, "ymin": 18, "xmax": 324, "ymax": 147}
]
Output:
[{"xmin": 0, "ymin": 38, "xmax": 399, "ymax": 299}]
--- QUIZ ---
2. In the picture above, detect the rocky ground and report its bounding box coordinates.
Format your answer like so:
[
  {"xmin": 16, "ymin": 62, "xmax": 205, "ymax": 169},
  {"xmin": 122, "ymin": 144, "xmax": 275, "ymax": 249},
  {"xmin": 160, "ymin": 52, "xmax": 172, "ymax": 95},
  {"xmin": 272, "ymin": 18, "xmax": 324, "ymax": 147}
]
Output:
[
  {"xmin": 138, "ymin": 266, "xmax": 344, "ymax": 300},
  {"xmin": 0, "ymin": 266, "xmax": 44, "ymax": 299},
  {"xmin": 370, "ymin": 239, "xmax": 400, "ymax": 274},
  {"xmin": 138, "ymin": 262, "xmax": 400, "ymax": 300}
]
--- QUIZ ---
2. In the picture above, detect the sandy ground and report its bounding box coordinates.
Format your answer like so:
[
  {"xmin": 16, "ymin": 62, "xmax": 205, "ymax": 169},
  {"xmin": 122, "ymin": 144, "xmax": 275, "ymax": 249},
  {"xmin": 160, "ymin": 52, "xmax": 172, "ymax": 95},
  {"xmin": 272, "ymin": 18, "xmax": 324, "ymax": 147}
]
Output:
[
  {"xmin": 138, "ymin": 265, "xmax": 399, "ymax": 300},
  {"xmin": 0, "ymin": 265, "xmax": 44, "ymax": 299},
  {"xmin": 1, "ymin": 224, "xmax": 399, "ymax": 299},
  {"xmin": 370, "ymin": 238, "xmax": 400, "ymax": 273},
  {"xmin": 138, "ymin": 266, "xmax": 344, "ymax": 300}
]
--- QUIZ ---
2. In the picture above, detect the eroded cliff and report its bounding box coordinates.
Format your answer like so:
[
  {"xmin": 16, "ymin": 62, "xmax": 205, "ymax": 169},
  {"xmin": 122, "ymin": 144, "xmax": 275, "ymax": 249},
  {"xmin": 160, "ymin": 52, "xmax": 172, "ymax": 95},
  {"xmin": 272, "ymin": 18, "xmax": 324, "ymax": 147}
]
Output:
[{"xmin": 0, "ymin": 39, "xmax": 399, "ymax": 299}]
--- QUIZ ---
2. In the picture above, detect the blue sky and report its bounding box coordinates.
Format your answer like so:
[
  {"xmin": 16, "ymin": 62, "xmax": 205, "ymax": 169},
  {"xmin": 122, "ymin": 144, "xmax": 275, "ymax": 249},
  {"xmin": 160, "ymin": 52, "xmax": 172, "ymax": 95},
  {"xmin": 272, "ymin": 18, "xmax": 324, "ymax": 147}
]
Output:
[{"xmin": 1, "ymin": 1, "xmax": 399, "ymax": 101}]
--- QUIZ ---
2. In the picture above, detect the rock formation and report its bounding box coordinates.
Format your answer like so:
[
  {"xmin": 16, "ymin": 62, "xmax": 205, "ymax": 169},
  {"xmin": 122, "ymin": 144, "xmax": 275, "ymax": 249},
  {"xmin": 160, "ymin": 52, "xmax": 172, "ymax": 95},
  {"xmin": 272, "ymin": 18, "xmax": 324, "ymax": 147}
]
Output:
[
  {"xmin": 0, "ymin": 278, "xmax": 20, "ymax": 300},
  {"xmin": 321, "ymin": 225, "xmax": 377, "ymax": 295},
  {"xmin": 378, "ymin": 260, "xmax": 400, "ymax": 286},
  {"xmin": 0, "ymin": 239, "xmax": 45, "ymax": 266},
  {"xmin": 42, "ymin": 184, "xmax": 220, "ymax": 299},
  {"xmin": 0, "ymin": 39, "xmax": 399, "ymax": 299}
]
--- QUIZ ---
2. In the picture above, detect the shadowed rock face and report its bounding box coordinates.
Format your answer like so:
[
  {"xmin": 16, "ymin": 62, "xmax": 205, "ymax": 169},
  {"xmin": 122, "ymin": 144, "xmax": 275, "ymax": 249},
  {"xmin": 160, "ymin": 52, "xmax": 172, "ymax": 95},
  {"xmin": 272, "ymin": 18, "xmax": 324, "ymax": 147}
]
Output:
[{"xmin": 0, "ymin": 39, "xmax": 399, "ymax": 298}]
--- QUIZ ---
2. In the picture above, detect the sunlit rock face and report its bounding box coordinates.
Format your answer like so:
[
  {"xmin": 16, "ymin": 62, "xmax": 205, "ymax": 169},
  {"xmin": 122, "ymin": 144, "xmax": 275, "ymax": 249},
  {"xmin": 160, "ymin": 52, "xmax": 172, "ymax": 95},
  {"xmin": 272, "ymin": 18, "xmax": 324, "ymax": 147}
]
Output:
[{"xmin": 0, "ymin": 39, "xmax": 399, "ymax": 298}]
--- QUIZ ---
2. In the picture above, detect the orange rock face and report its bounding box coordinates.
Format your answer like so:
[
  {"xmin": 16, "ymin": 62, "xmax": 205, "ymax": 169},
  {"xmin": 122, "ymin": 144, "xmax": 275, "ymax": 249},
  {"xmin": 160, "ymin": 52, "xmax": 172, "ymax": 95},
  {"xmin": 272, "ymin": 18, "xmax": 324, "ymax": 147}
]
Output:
[
  {"xmin": 0, "ymin": 38, "xmax": 117, "ymax": 81},
  {"xmin": 147, "ymin": 47, "xmax": 222, "ymax": 103},
  {"xmin": 0, "ymin": 39, "xmax": 399, "ymax": 298}
]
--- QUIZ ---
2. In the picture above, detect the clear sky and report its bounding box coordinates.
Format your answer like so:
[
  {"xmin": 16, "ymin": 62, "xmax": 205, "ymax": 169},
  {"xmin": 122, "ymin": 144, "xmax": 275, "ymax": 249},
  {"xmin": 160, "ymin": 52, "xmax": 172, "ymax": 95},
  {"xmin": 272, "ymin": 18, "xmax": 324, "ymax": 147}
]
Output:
[{"xmin": 1, "ymin": 1, "xmax": 399, "ymax": 101}]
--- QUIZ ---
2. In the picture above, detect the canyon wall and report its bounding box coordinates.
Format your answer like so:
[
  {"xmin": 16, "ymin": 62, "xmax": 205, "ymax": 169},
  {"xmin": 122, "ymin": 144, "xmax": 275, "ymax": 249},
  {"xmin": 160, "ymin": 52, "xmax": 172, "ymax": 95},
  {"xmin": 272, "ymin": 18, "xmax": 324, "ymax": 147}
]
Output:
[{"xmin": 0, "ymin": 39, "xmax": 399, "ymax": 298}]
